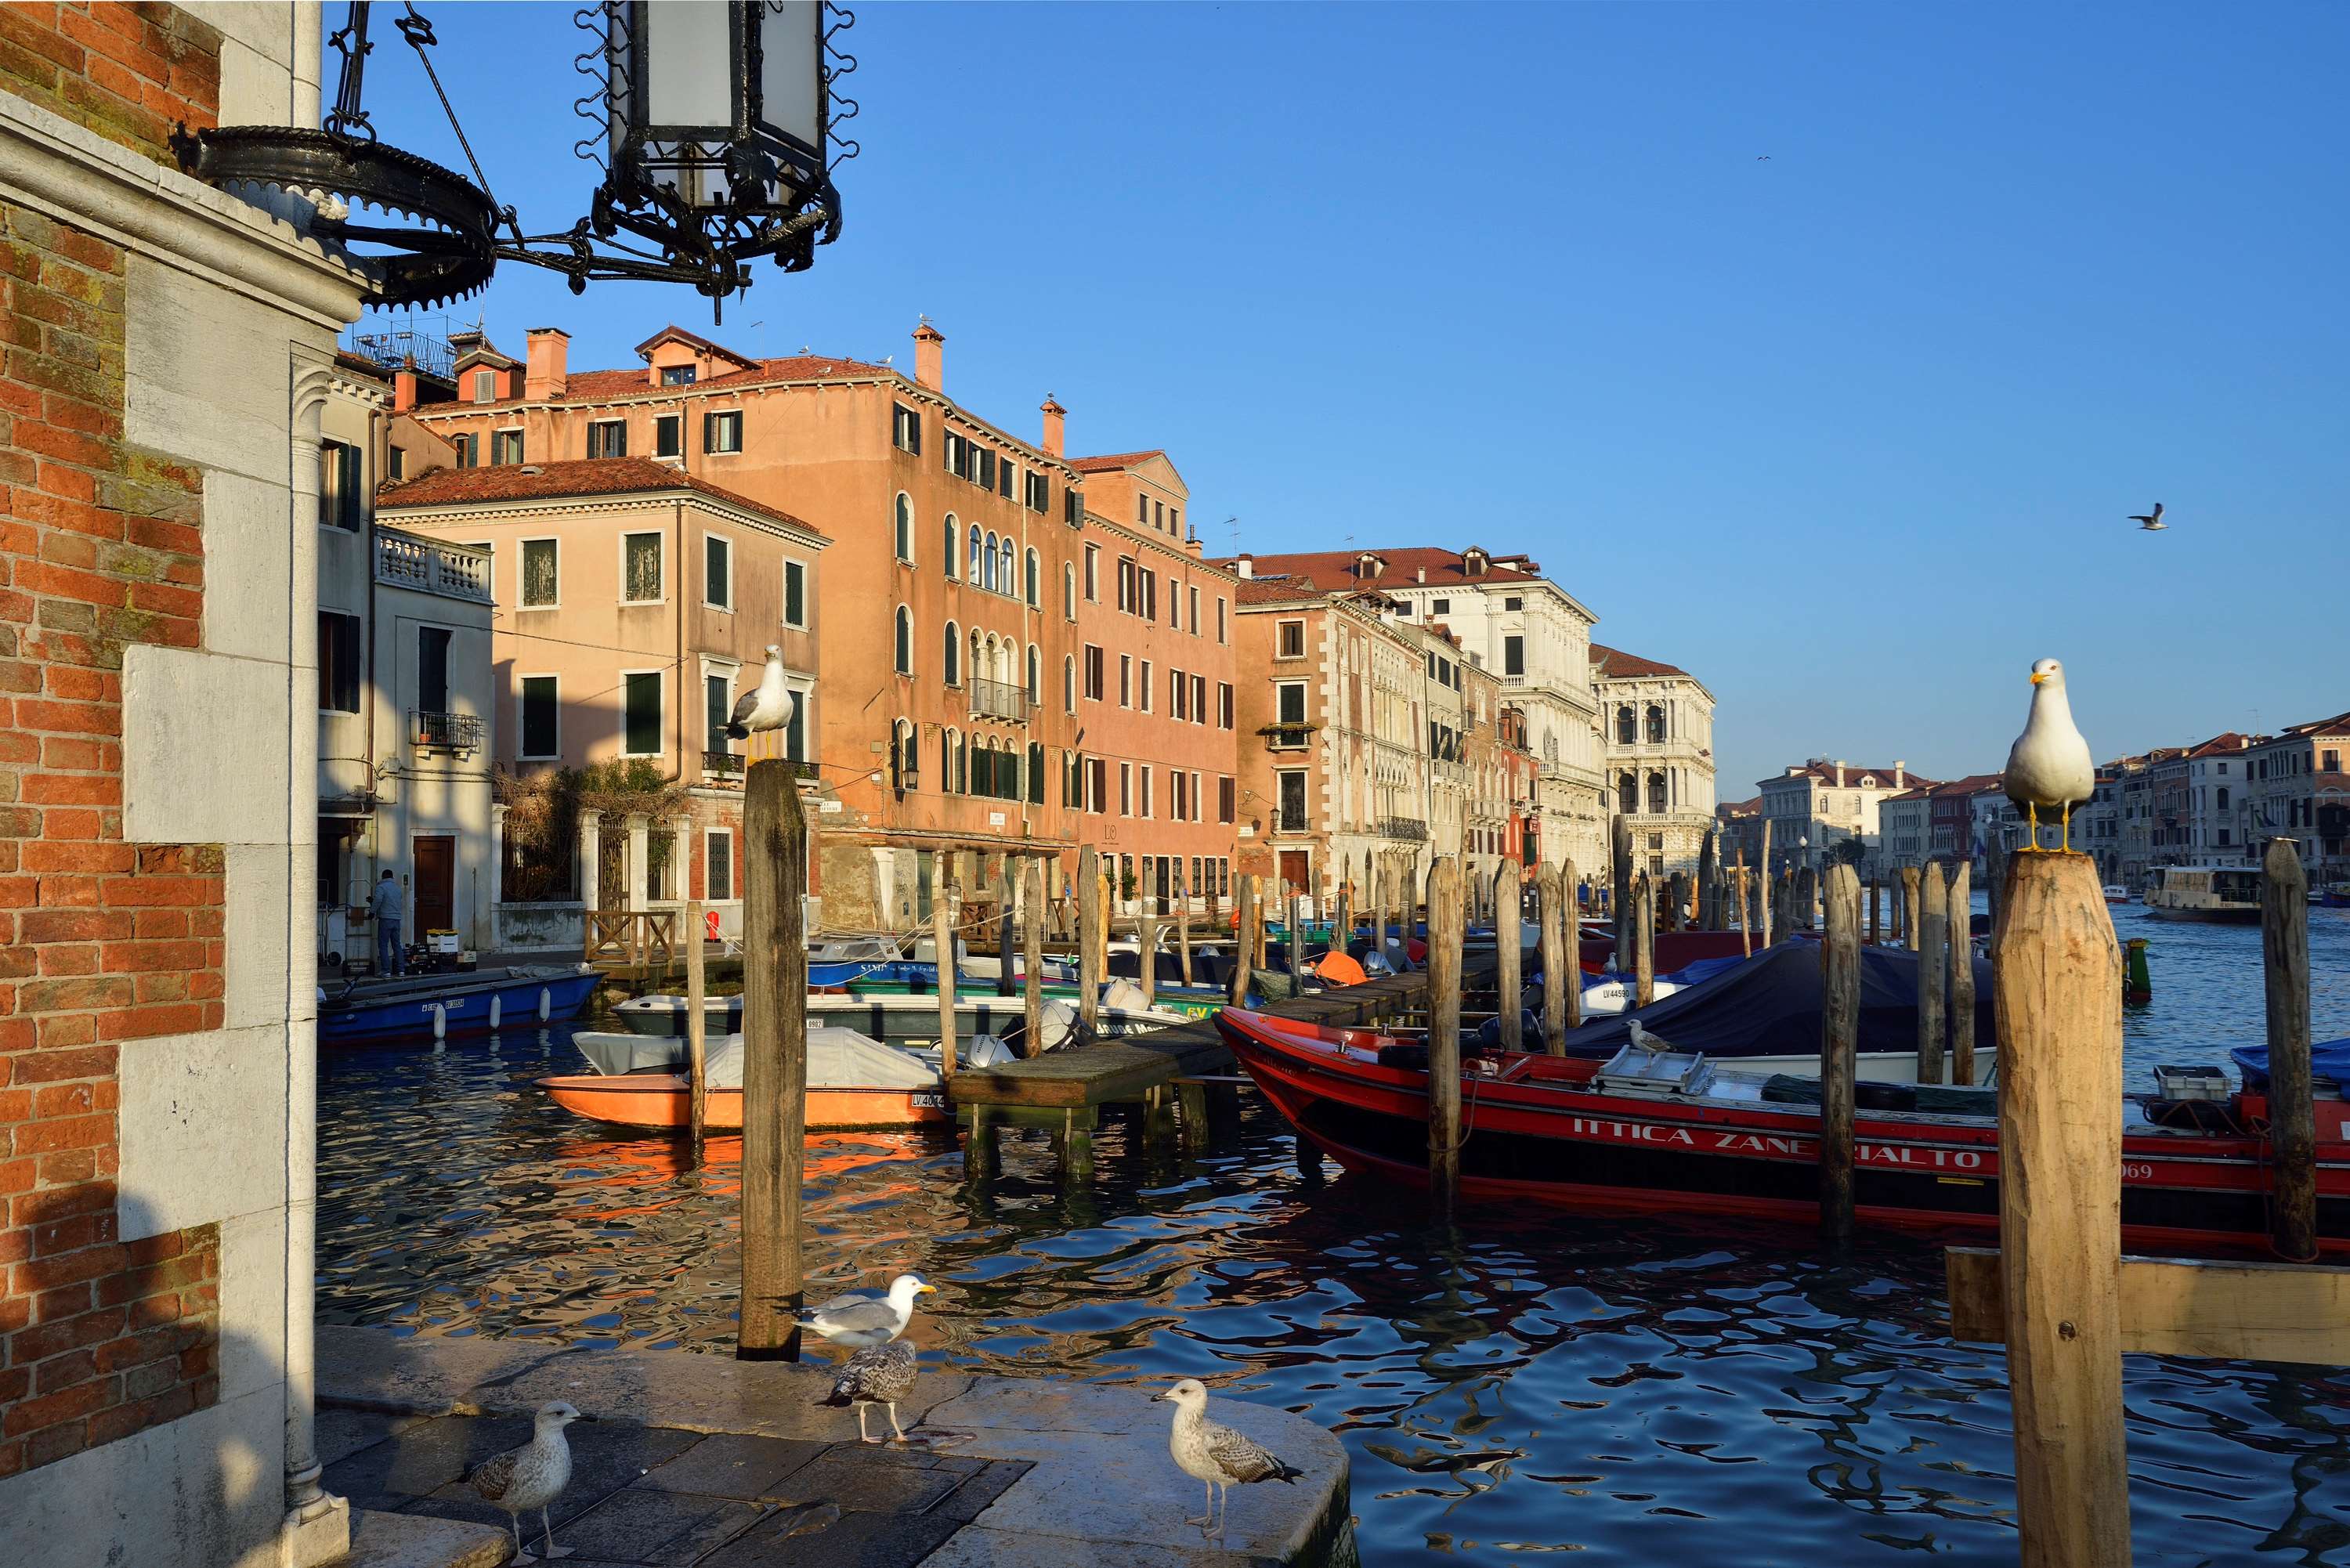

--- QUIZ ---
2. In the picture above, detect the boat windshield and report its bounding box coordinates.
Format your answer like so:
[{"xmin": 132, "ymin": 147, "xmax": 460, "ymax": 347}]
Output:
[{"xmin": 2213, "ymin": 869, "xmax": 2262, "ymax": 901}]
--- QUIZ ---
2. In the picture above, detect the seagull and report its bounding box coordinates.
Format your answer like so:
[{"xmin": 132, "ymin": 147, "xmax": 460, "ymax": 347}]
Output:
[
  {"xmin": 1158, "ymin": 1378, "xmax": 1303, "ymax": 1538},
  {"xmin": 2004, "ymin": 657, "xmax": 2095, "ymax": 853},
  {"xmin": 801, "ymin": 1272, "xmax": 935, "ymax": 1349},
  {"xmin": 819, "ymin": 1340, "xmax": 920, "ymax": 1444},
  {"xmin": 1626, "ymin": 1019, "xmax": 1673, "ymax": 1056},
  {"xmin": 724, "ymin": 645, "xmax": 794, "ymax": 739},
  {"xmin": 2128, "ymin": 502, "xmax": 2166, "ymax": 531},
  {"xmin": 467, "ymin": 1401, "xmax": 586, "ymax": 1563}
]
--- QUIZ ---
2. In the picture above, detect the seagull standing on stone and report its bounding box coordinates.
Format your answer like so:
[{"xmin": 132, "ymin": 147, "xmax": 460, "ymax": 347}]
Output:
[
  {"xmin": 1157, "ymin": 1378, "xmax": 1303, "ymax": 1538},
  {"xmin": 801, "ymin": 1272, "xmax": 935, "ymax": 1349},
  {"xmin": 467, "ymin": 1401, "xmax": 586, "ymax": 1563},
  {"xmin": 819, "ymin": 1340, "xmax": 920, "ymax": 1444},
  {"xmin": 2128, "ymin": 502, "xmax": 2166, "ymax": 531},
  {"xmin": 2004, "ymin": 657, "xmax": 2095, "ymax": 852},
  {"xmin": 724, "ymin": 644, "xmax": 795, "ymax": 739}
]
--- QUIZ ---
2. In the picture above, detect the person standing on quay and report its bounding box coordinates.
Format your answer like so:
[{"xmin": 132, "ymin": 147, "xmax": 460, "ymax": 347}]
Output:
[{"xmin": 372, "ymin": 869, "xmax": 406, "ymax": 977}]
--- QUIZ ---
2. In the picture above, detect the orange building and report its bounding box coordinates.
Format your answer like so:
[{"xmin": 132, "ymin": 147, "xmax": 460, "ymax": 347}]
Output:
[{"xmin": 387, "ymin": 321, "xmax": 1236, "ymax": 926}]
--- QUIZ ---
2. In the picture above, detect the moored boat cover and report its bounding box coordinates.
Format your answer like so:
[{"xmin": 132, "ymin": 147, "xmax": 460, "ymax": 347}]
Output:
[
  {"xmin": 701, "ymin": 1028, "xmax": 944, "ymax": 1090},
  {"xmin": 1556, "ymin": 941, "xmax": 1995, "ymax": 1062}
]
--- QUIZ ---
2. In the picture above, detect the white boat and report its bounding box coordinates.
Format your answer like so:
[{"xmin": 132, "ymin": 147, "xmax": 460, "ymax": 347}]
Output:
[
  {"xmin": 2142, "ymin": 865, "xmax": 2261, "ymax": 924},
  {"xmin": 2102, "ymin": 884, "xmax": 2131, "ymax": 905}
]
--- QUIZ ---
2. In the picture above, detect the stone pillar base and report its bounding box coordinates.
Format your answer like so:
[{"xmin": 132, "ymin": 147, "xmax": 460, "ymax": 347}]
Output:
[{"xmin": 278, "ymin": 1494, "xmax": 349, "ymax": 1567}]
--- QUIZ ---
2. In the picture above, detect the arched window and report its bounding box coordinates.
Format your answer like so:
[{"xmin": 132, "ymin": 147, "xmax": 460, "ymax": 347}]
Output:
[
  {"xmin": 894, "ymin": 493, "xmax": 913, "ymax": 563},
  {"xmin": 891, "ymin": 717, "xmax": 917, "ymax": 791},
  {"xmin": 999, "ymin": 537, "xmax": 1016, "ymax": 593},
  {"xmin": 1026, "ymin": 741, "xmax": 1045, "ymax": 805},
  {"xmin": 1064, "ymin": 562, "xmax": 1076, "ymax": 620},
  {"xmin": 1026, "ymin": 643, "xmax": 1039, "ymax": 703},
  {"xmin": 1647, "ymin": 772, "xmax": 1667, "ymax": 815},
  {"xmin": 943, "ymin": 621, "xmax": 960, "ymax": 686},
  {"xmin": 1646, "ymin": 703, "xmax": 1665, "ymax": 743},
  {"xmin": 969, "ymin": 627, "xmax": 984, "ymax": 690},
  {"xmin": 939, "ymin": 727, "xmax": 954, "ymax": 790},
  {"xmin": 943, "ymin": 513, "xmax": 959, "ymax": 579},
  {"xmin": 1024, "ymin": 547, "xmax": 1040, "ymax": 607},
  {"xmin": 1615, "ymin": 704, "xmax": 1635, "ymax": 746},
  {"xmin": 894, "ymin": 605, "xmax": 913, "ymax": 675},
  {"xmin": 982, "ymin": 632, "xmax": 1000, "ymax": 686},
  {"xmin": 982, "ymin": 532, "xmax": 999, "ymax": 591},
  {"xmin": 1063, "ymin": 653, "xmax": 1076, "ymax": 714},
  {"xmin": 1618, "ymin": 771, "xmax": 1637, "ymax": 812},
  {"xmin": 967, "ymin": 524, "xmax": 983, "ymax": 583},
  {"xmin": 953, "ymin": 729, "xmax": 966, "ymax": 793}
]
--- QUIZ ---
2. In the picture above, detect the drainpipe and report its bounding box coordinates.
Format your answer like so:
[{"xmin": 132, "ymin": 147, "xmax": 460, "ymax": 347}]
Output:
[{"xmin": 674, "ymin": 498, "xmax": 687, "ymax": 901}]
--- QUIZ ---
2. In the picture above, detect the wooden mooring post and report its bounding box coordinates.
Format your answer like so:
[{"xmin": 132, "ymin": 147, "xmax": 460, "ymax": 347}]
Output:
[
  {"xmin": 1633, "ymin": 872, "xmax": 1655, "ymax": 1009},
  {"xmin": 686, "ymin": 897, "xmax": 709, "ymax": 1151},
  {"xmin": 1177, "ymin": 873, "xmax": 1193, "ymax": 988},
  {"xmin": 1495, "ymin": 855, "xmax": 1523, "ymax": 1052},
  {"xmin": 2263, "ymin": 839, "xmax": 2317, "ymax": 1262},
  {"xmin": 738, "ymin": 761, "xmax": 807, "ymax": 1361},
  {"xmin": 1917, "ymin": 862, "xmax": 1947, "ymax": 1086},
  {"xmin": 1538, "ymin": 862, "xmax": 1571, "ymax": 1053},
  {"xmin": 996, "ymin": 857, "xmax": 1016, "ymax": 998},
  {"xmin": 1138, "ymin": 913, "xmax": 1159, "ymax": 1010},
  {"xmin": 1425, "ymin": 856, "xmax": 1466, "ymax": 1209},
  {"xmin": 1734, "ymin": 852, "xmax": 1751, "ymax": 958},
  {"xmin": 1900, "ymin": 863, "xmax": 1922, "ymax": 952},
  {"xmin": 1022, "ymin": 861, "xmax": 1045, "ymax": 1057},
  {"xmin": 1077, "ymin": 846, "xmax": 1101, "ymax": 1034},
  {"xmin": 1820, "ymin": 862, "xmax": 1860, "ymax": 1246},
  {"xmin": 1231, "ymin": 872, "xmax": 1256, "ymax": 1006},
  {"xmin": 1755, "ymin": 822, "xmax": 1773, "ymax": 948},
  {"xmin": 1987, "ymin": 848, "xmax": 2127, "ymax": 1566},
  {"xmin": 1610, "ymin": 815, "xmax": 1632, "ymax": 966},
  {"xmin": 1867, "ymin": 873, "xmax": 1882, "ymax": 948},
  {"xmin": 1947, "ymin": 859, "xmax": 1975, "ymax": 1086},
  {"xmin": 1697, "ymin": 830, "xmax": 1719, "ymax": 930},
  {"xmin": 933, "ymin": 853, "xmax": 957, "ymax": 1083}
]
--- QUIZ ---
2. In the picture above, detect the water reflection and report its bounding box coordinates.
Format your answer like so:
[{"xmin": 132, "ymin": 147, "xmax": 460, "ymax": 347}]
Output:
[{"xmin": 319, "ymin": 914, "xmax": 2350, "ymax": 1563}]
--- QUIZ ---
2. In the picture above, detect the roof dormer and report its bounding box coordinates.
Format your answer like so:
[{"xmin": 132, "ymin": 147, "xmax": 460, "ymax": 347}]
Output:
[
  {"xmin": 634, "ymin": 324, "xmax": 758, "ymax": 388},
  {"xmin": 1462, "ymin": 545, "xmax": 1490, "ymax": 577},
  {"xmin": 1355, "ymin": 551, "xmax": 1385, "ymax": 580}
]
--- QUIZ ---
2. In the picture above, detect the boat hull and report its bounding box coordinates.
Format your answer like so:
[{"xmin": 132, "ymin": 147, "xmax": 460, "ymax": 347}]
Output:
[
  {"xmin": 1219, "ymin": 1010, "xmax": 2350, "ymax": 1255},
  {"xmin": 2142, "ymin": 905, "xmax": 2261, "ymax": 924},
  {"xmin": 320, "ymin": 968, "xmax": 600, "ymax": 1044},
  {"xmin": 539, "ymin": 1072, "xmax": 949, "ymax": 1130}
]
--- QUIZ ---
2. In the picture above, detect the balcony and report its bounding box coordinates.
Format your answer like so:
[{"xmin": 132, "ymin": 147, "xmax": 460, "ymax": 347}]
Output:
[
  {"xmin": 968, "ymin": 677, "xmax": 1029, "ymax": 724},
  {"xmin": 1379, "ymin": 816, "xmax": 1429, "ymax": 841},
  {"xmin": 1261, "ymin": 723, "xmax": 1314, "ymax": 751},
  {"xmin": 409, "ymin": 710, "xmax": 483, "ymax": 756},
  {"xmin": 375, "ymin": 528, "xmax": 491, "ymax": 604},
  {"xmin": 703, "ymin": 750, "xmax": 745, "ymax": 779},
  {"xmin": 1269, "ymin": 809, "xmax": 1309, "ymax": 834}
]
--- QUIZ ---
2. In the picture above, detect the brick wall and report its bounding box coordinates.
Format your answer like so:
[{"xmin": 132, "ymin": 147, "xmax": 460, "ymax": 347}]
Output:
[{"xmin": 0, "ymin": 2, "xmax": 230, "ymax": 1481}]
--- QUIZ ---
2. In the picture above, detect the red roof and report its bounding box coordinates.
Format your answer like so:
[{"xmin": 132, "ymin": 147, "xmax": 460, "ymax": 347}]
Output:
[
  {"xmin": 1212, "ymin": 547, "xmax": 1543, "ymax": 589},
  {"xmin": 415, "ymin": 353, "xmax": 891, "ymax": 414},
  {"xmin": 1589, "ymin": 643, "xmax": 1689, "ymax": 680},
  {"xmin": 1234, "ymin": 576, "xmax": 1325, "ymax": 605},
  {"xmin": 1068, "ymin": 450, "xmax": 1168, "ymax": 474},
  {"xmin": 375, "ymin": 457, "xmax": 825, "ymax": 539},
  {"xmin": 634, "ymin": 323, "xmax": 757, "ymax": 367},
  {"xmin": 1768, "ymin": 761, "xmax": 1932, "ymax": 790}
]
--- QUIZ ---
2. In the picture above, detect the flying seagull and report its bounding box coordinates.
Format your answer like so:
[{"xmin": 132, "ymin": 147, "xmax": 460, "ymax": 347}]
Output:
[
  {"xmin": 468, "ymin": 1401, "xmax": 586, "ymax": 1563},
  {"xmin": 1159, "ymin": 1378, "xmax": 1303, "ymax": 1538},
  {"xmin": 2128, "ymin": 502, "xmax": 2165, "ymax": 531},
  {"xmin": 801, "ymin": 1273, "xmax": 936, "ymax": 1349},
  {"xmin": 2004, "ymin": 658, "xmax": 2095, "ymax": 853},
  {"xmin": 819, "ymin": 1341, "xmax": 920, "ymax": 1444},
  {"xmin": 725, "ymin": 645, "xmax": 795, "ymax": 739}
]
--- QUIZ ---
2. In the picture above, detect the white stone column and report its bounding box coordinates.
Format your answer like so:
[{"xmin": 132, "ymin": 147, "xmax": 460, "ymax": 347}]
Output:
[
  {"xmin": 577, "ymin": 808, "xmax": 602, "ymax": 912},
  {"xmin": 626, "ymin": 813, "xmax": 651, "ymax": 911},
  {"xmin": 486, "ymin": 800, "xmax": 507, "ymax": 950},
  {"xmin": 671, "ymin": 812, "xmax": 696, "ymax": 902}
]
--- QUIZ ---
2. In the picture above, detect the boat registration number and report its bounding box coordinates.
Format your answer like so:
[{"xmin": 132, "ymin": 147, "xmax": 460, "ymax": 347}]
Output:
[{"xmin": 912, "ymin": 1093, "xmax": 945, "ymax": 1109}]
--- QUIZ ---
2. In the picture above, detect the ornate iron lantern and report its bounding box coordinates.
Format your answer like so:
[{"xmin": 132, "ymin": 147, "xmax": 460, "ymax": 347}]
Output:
[{"xmin": 172, "ymin": 1, "xmax": 854, "ymax": 311}]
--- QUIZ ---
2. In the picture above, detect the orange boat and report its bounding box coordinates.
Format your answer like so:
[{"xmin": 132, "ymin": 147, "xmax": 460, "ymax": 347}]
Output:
[{"xmin": 538, "ymin": 1071, "xmax": 951, "ymax": 1131}]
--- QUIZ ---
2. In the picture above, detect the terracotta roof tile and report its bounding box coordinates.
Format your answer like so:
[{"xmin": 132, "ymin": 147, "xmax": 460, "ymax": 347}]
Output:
[
  {"xmin": 414, "ymin": 354, "xmax": 891, "ymax": 414},
  {"xmin": 1588, "ymin": 643, "xmax": 1689, "ymax": 680},
  {"xmin": 1068, "ymin": 450, "xmax": 1168, "ymax": 473},
  {"xmin": 1768, "ymin": 761, "xmax": 1936, "ymax": 789},
  {"xmin": 1212, "ymin": 547, "xmax": 1543, "ymax": 588},
  {"xmin": 375, "ymin": 457, "xmax": 826, "ymax": 540}
]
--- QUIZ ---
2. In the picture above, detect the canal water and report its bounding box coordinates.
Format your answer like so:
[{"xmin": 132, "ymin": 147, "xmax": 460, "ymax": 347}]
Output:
[{"xmin": 318, "ymin": 908, "xmax": 2350, "ymax": 1564}]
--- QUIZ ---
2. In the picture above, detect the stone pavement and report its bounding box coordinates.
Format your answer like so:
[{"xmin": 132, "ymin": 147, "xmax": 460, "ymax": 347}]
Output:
[{"xmin": 318, "ymin": 1326, "xmax": 1355, "ymax": 1568}]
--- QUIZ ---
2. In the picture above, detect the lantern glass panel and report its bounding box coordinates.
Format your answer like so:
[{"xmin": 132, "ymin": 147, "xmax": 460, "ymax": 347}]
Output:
[
  {"xmin": 642, "ymin": 0, "xmax": 734, "ymax": 133},
  {"xmin": 758, "ymin": 0, "xmax": 823, "ymax": 154}
]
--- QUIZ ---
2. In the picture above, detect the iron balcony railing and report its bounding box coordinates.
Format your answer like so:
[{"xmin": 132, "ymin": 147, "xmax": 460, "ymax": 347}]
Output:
[
  {"xmin": 968, "ymin": 676, "xmax": 1029, "ymax": 724},
  {"xmin": 1270, "ymin": 807, "xmax": 1308, "ymax": 833},
  {"xmin": 409, "ymin": 710, "xmax": 483, "ymax": 755},
  {"xmin": 1263, "ymin": 723, "xmax": 1314, "ymax": 751},
  {"xmin": 703, "ymin": 750, "xmax": 745, "ymax": 778},
  {"xmin": 1379, "ymin": 816, "xmax": 1430, "ymax": 841}
]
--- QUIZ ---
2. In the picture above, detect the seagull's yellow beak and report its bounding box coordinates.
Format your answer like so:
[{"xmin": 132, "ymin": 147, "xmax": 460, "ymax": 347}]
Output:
[
  {"xmin": 2030, "ymin": 671, "xmax": 2048, "ymax": 686},
  {"xmin": 919, "ymin": 1283, "xmax": 938, "ymax": 1294}
]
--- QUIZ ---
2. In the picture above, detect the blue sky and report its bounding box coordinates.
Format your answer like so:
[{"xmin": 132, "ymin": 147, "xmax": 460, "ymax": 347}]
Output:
[{"xmin": 358, "ymin": 2, "xmax": 2348, "ymax": 797}]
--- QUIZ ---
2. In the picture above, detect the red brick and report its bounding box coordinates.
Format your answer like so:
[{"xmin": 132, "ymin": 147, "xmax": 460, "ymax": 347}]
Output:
[
  {"xmin": 31, "ymin": 1012, "xmax": 95, "ymax": 1048},
  {"xmin": 96, "ymin": 1001, "xmax": 203, "ymax": 1040},
  {"xmin": 129, "ymin": 909, "xmax": 185, "ymax": 938},
  {"xmin": 91, "ymin": 1320, "xmax": 179, "ymax": 1371},
  {"xmin": 33, "ymin": 1346, "xmax": 98, "ymax": 1395},
  {"xmin": 96, "ymin": 938, "xmax": 200, "ymax": 971},
  {"xmin": 8, "ymin": 1111, "xmax": 111, "ymax": 1155},
  {"xmin": 16, "ymin": 973, "xmax": 129, "ymax": 1013},
  {"xmin": 20, "ymin": 840, "xmax": 131, "ymax": 876},
  {"xmin": 122, "ymin": 1228, "xmax": 179, "ymax": 1265},
  {"xmin": 9, "ymin": 1234, "xmax": 120, "ymax": 1290},
  {"xmin": 3, "ymin": 1304, "xmax": 115, "ymax": 1364},
  {"xmin": 32, "ymin": 943, "xmax": 96, "ymax": 976},
  {"xmin": 2, "ymin": 1375, "xmax": 112, "ymax": 1437},
  {"xmin": 34, "ymin": 1148, "xmax": 99, "ymax": 1187},
  {"xmin": 13, "ymin": 1180, "xmax": 114, "ymax": 1225},
  {"xmin": 19, "ymin": 906, "xmax": 128, "ymax": 942},
  {"xmin": 29, "ymin": 1078, "xmax": 104, "ymax": 1118},
  {"xmin": 0, "ymin": 1158, "xmax": 34, "ymax": 1196},
  {"xmin": 36, "ymin": 734, "xmax": 101, "ymax": 769},
  {"xmin": 99, "ymin": 874, "xmax": 213, "ymax": 907}
]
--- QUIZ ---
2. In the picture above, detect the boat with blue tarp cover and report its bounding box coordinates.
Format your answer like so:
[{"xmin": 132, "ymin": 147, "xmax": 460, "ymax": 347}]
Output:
[{"xmin": 317, "ymin": 964, "xmax": 600, "ymax": 1045}]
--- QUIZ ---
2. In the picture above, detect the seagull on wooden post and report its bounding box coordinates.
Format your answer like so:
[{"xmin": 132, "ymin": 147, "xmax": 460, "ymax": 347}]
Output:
[
  {"xmin": 2004, "ymin": 658, "xmax": 2095, "ymax": 853},
  {"xmin": 725, "ymin": 645, "xmax": 795, "ymax": 739}
]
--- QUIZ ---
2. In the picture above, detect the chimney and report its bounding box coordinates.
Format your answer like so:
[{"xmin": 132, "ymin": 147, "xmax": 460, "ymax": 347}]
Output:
[
  {"xmin": 913, "ymin": 321, "xmax": 945, "ymax": 391},
  {"xmin": 392, "ymin": 369, "xmax": 418, "ymax": 413},
  {"xmin": 1235, "ymin": 553, "xmax": 1253, "ymax": 580},
  {"xmin": 1039, "ymin": 395, "xmax": 1065, "ymax": 458},
  {"xmin": 1894, "ymin": 760, "xmax": 1906, "ymax": 788},
  {"xmin": 525, "ymin": 327, "xmax": 569, "ymax": 400},
  {"xmin": 1835, "ymin": 760, "xmax": 1846, "ymax": 788}
]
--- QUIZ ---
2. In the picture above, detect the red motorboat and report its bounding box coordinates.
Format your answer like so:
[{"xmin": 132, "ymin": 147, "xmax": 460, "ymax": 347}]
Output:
[{"xmin": 1216, "ymin": 1008, "xmax": 2350, "ymax": 1256}]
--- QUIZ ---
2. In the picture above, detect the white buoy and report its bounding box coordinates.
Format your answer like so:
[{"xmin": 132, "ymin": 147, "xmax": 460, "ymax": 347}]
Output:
[
  {"xmin": 489, "ymin": 994, "xmax": 502, "ymax": 1031},
  {"xmin": 538, "ymin": 987, "xmax": 551, "ymax": 1021},
  {"xmin": 431, "ymin": 1002, "xmax": 447, "ymax": 1041}
]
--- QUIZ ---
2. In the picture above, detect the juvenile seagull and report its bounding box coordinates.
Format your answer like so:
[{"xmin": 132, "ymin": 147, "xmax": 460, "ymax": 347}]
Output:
[
  {"xmin": 2128, "ymin": 502, "xmax": 2166, "ymax": 531},
  {"xmin": 819, "ymin": 1340, "xmax": 920, "ymax": 1443},
  {"xmin": 2004, "ymin": 657, "xmax": 2095, "ymax": 853},
  {"xmin": 802, "ymin": 1272, "xmax": 935, "ymax": 1349},
  {"xmin": 467, "ymin": 1400, "xmax": 586, "ymax": 1563},
  {"xmin": 724, "ymin": 645, "xmax": 796, "ymax": 739},
  {"xmin": 1157, "ymin": 1378, "xmax": 1303, "ymax": 1537}
]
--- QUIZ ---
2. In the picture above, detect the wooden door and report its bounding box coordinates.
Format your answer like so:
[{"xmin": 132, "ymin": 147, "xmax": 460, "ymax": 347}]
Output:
[
  {"xmin": 413, "ymin": 836, "xmax": 454, "ymax": 931},
  {"xmin": 1278, "ymin": 850, "xmax": 1310, "ymax": 897}
]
